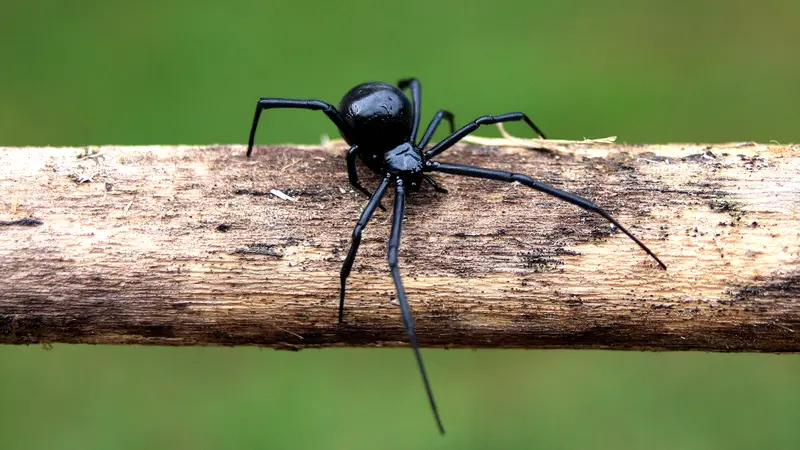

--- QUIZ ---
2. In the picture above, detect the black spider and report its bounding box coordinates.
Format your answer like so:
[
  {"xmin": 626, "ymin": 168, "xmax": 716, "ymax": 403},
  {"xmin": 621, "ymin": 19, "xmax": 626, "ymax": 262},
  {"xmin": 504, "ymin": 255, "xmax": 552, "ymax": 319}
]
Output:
[{"xmin": 246, "ymin": 78, "xmax": 667, "ymax": 435}]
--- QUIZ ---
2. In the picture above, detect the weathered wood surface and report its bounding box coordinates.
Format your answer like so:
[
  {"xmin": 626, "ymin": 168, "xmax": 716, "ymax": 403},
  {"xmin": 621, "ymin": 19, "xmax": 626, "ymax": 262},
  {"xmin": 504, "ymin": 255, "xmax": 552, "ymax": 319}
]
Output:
[{"xmin": 1, "ymin": 141, "xmax": 798, "ymax": 350}]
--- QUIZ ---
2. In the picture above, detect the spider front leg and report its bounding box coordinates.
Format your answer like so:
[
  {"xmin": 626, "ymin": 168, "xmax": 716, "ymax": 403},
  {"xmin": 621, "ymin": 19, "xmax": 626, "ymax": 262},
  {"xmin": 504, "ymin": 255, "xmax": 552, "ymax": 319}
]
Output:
[
  {"xmin": 426, "ymin": 161, "xmax": 667, "ymax": 270},
  {"xmin": 247, "ymin": 98, "xmax": 351, "ymax": 157},
  {"xmin": 388, "ymin": 177, "xmax": 445, "ymax": 435},
  {"xmin": 418, "ymin": 110, "xmax": 456, "ymax": 149},
  {"xmin": 424, "ymin": 112, "xmax": 546, "ymax": 160},
  {"xmin": 339, "ymin": 176, "xmax": 391, "ymax": 323}
]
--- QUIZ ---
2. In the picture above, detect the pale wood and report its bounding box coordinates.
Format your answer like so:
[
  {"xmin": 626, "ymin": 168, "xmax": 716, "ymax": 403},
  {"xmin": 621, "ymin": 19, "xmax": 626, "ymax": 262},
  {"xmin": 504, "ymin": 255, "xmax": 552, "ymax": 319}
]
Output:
[{"xmin": 1, "ymin": 141, "xmax": 798, "ymax": 351}]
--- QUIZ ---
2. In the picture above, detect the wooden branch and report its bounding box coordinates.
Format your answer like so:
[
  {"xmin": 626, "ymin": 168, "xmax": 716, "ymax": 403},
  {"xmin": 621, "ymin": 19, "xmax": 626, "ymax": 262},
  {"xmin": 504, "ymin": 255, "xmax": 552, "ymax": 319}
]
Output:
[{"xmin": 1, "ymin": 141, "xmax": 798, "ymax": 351}]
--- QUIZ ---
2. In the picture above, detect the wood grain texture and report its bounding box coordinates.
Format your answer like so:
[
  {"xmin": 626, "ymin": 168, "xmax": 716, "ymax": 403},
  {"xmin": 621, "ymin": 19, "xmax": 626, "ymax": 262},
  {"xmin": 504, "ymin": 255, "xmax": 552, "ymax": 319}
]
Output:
[{"xmin": 1, "ymin": 142, "xmax": 798, "ymax": 351}]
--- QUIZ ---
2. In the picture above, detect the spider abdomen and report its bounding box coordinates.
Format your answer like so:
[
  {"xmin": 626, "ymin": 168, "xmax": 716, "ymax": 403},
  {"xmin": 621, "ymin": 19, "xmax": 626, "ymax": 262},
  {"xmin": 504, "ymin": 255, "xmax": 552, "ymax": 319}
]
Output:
[{"xmin": 339, "ymin": 82, "xmax": 413, "ymax": 150}]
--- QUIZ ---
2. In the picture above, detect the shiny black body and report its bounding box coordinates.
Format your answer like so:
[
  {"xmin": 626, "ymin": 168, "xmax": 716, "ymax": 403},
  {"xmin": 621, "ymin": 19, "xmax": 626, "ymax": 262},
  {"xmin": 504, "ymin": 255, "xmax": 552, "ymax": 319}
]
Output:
[
  {"xmin": 340, "ymin": 82, "xmax": 426, "ymax": 190},
  {"xmin": 246, "ymin": 79, "xmax": 667, "ymax": 435}
]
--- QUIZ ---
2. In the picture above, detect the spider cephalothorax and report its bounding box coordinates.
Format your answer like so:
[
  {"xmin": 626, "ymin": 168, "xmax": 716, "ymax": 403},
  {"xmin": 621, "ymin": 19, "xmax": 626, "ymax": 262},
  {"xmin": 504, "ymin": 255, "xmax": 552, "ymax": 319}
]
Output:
[{"xmin": 246, "ymin": 78, "xmax": 667, "ymax": 435}]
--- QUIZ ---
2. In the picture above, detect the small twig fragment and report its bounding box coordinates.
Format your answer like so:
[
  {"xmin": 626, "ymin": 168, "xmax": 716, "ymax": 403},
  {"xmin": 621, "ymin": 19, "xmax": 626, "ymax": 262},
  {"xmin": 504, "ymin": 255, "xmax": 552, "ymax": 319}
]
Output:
[{"xmin": 269, "ymin": 189, "xmax": 298, "ymax": 202}]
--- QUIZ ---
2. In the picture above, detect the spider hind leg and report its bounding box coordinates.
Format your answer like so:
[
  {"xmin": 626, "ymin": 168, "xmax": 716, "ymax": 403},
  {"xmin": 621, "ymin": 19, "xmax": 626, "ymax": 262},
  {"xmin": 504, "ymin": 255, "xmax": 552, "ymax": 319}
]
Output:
[
  {"xmin": 247, "ymin": 98, "xmax": 350, "ymax": 157},
  {"xmin": 418, "ymin": 109, "xmax": 456, "ymax": 149},
  {"xmin": 425, "ymin": 112, "xmax": 545, "ymax": 160}
]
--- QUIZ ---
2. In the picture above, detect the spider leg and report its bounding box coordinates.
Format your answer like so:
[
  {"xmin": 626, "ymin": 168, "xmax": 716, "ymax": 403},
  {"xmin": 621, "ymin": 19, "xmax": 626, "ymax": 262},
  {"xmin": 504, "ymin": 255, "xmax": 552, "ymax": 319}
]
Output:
[
  {"xmin": 418, "ymin": 110, "xmax": 456, "ymax": 149},
  {"xmin": 423, "ymin": 175, "xmax": 448, "ymax": 193},
  {"xmin": 247, "ymin": 98, "xmax": 351, "ymax": 157},
  {"xmin": 426, "ymin": 161, "xmax": 667, "ymax": 270},
  {"xmin": 347, "ymin": 145, "xmax": 386, "ymax": 211},
  {"xmin": 398, "ymin": 78, "xmax": 422, "ymax": 142},
  {"xmin": 339, "ymin": 175, "xmax": 392, "ymax": 323},
  {"xmin": 389, "ymin": 178, "xmax": 445, "ymax": 435},
  {"xmin": 424, "ymin": 112, "xmax": 546, "ymax": 160}
]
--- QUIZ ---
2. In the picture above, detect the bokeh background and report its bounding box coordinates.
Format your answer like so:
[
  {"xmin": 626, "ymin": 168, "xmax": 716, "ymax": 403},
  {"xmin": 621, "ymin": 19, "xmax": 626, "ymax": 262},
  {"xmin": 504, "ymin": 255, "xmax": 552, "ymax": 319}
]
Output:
[{"xmin": 2, "ymin": 0, "xmax": 799, "ymax": 448}]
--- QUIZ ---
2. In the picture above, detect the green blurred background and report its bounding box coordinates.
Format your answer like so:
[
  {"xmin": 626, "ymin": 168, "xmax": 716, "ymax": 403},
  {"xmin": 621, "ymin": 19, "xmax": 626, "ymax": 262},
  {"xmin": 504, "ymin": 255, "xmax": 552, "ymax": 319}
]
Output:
[{"xmin": 1, "ymin": 0, "xmax": 799, "ymax": 448}]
